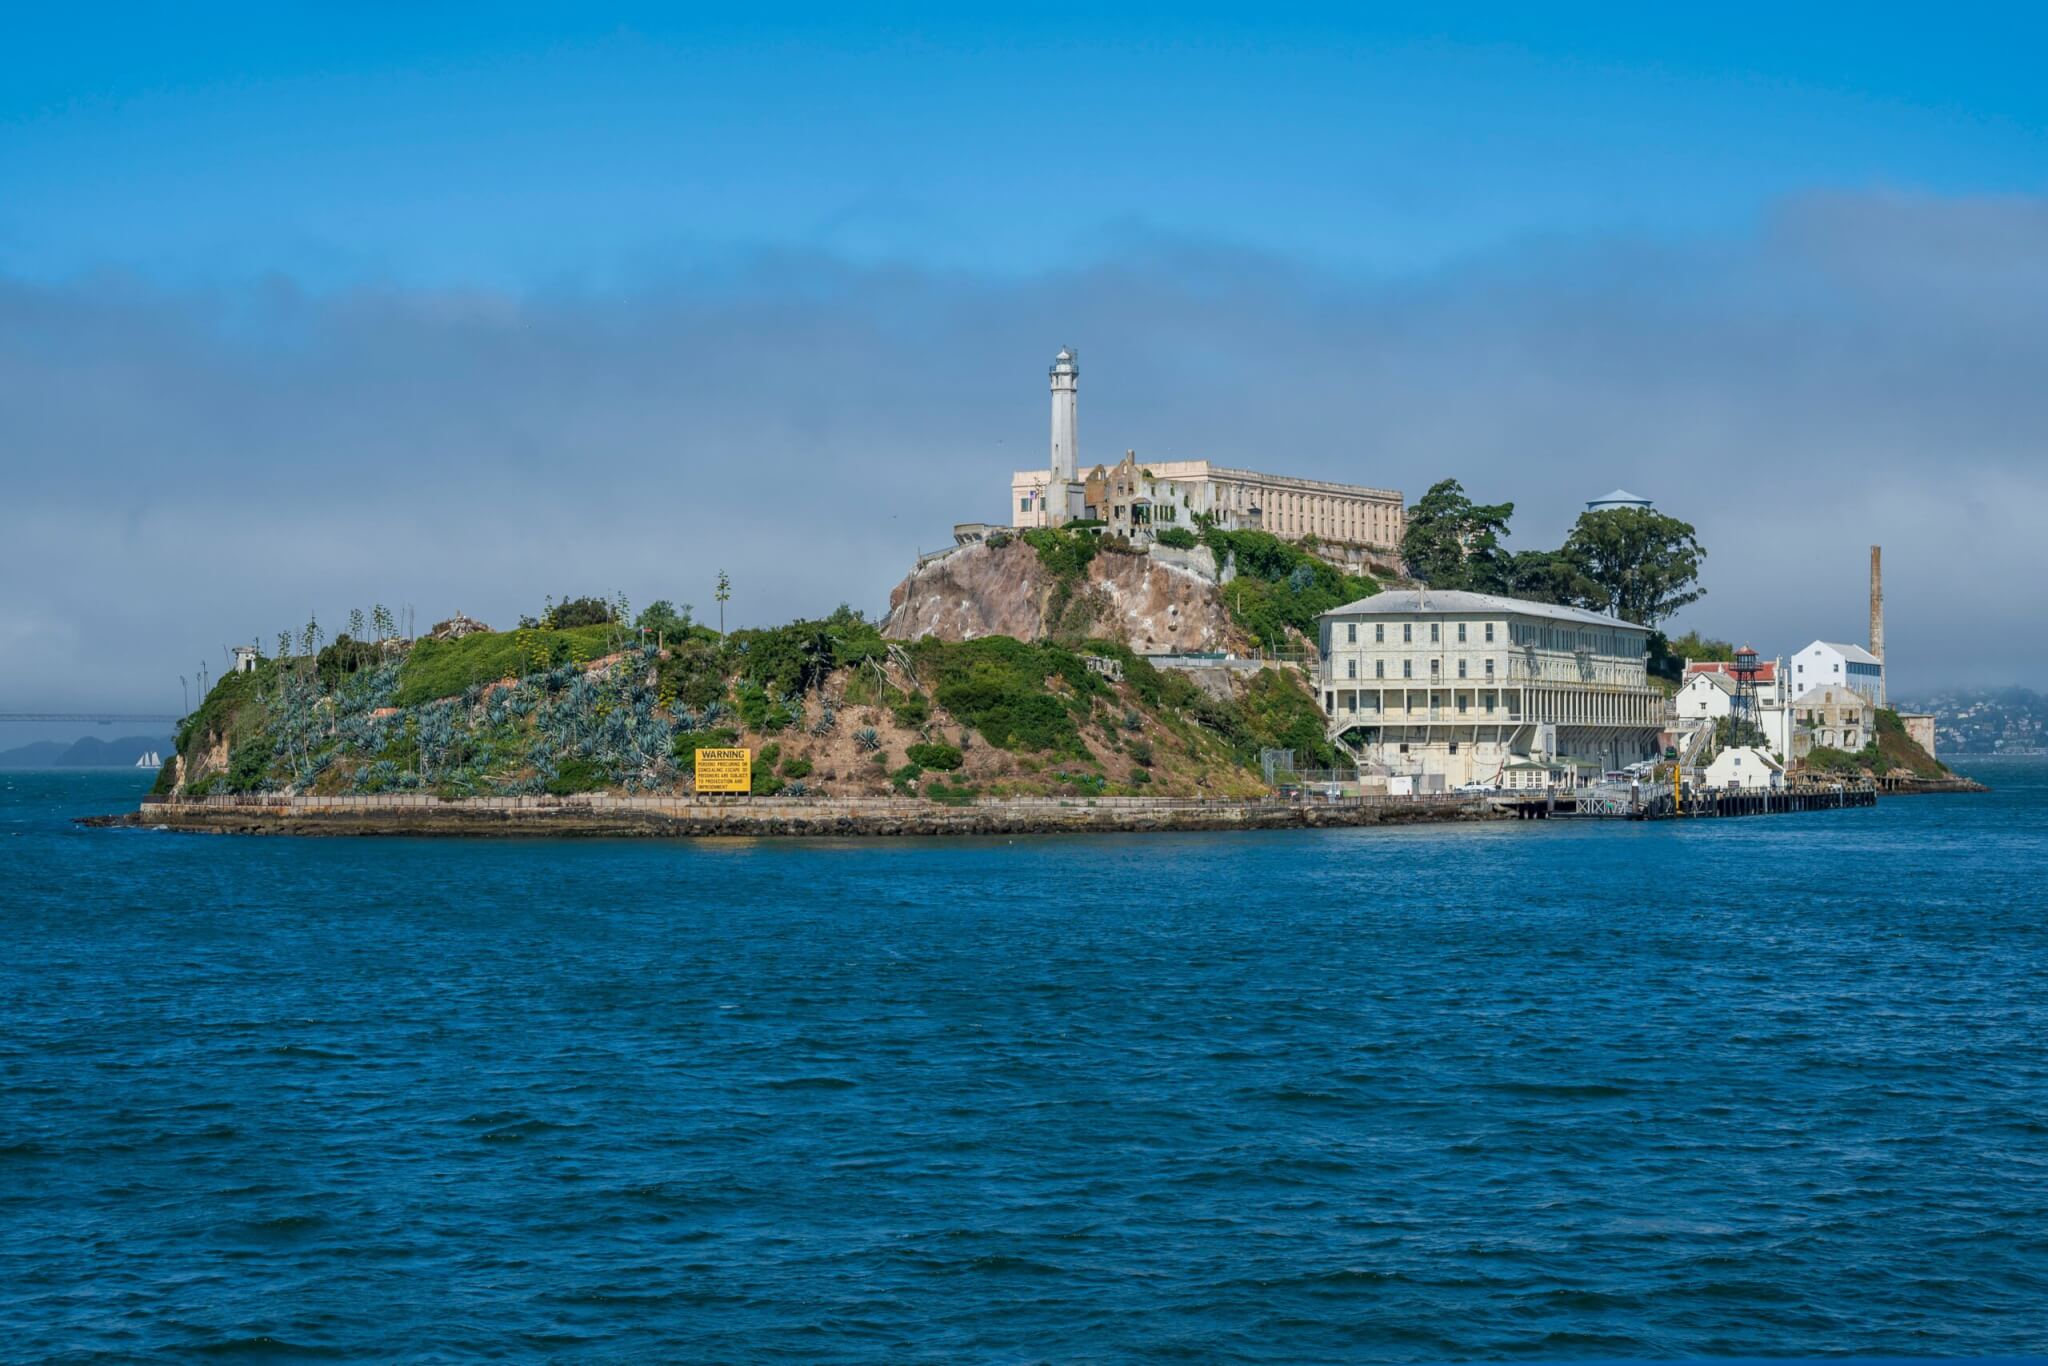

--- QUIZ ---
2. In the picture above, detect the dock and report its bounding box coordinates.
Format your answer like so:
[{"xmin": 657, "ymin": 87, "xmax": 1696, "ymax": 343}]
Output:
[{"xmin": 1502, "ymin": 782, "xmax": 1878, "ymax": 821}]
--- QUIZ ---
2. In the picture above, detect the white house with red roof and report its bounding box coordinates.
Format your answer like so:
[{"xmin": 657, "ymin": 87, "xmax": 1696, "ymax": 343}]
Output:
[{"xmin": 1675, "ymin": 655, "xmax": 1792, "ymax": 758}]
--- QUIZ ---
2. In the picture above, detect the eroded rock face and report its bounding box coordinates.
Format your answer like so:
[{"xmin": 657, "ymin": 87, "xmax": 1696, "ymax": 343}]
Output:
[{"xmin": 883, "ymin": 540, "xmax": 1241, "ymax": 653}]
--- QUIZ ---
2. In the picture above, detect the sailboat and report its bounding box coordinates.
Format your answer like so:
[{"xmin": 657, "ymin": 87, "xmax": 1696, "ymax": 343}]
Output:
[{"xmin": 135, "ymin": 750, "xmax": 162, "ymax": 768}]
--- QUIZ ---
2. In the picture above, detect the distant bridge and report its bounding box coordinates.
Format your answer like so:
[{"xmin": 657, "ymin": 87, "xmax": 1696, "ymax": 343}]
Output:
[{"xmin": 0, "ymin": 713, "xmax": 181, "ymax": 725}]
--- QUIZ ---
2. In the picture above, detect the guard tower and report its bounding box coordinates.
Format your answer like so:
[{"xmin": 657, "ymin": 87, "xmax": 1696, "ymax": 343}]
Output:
[{"xmin": 1730, "ymin": 644, "xmax": 1763, "ymax": 740}]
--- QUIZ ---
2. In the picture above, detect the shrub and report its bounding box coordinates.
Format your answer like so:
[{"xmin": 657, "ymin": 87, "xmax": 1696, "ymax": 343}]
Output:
[
  {"xmin": 892, "ymin": 693, "xmax": 930, "ymax": 728},
  {"xmin": 1128, "ymin": 740, "xmax": 1154, "ymax": 768},
  {"xmin": 545, "ymin": 757, "xmax": 609, "ymax": 795},
  {"xmin": 734, "ymin": 682, "xmax": 795, "ymax": 733},
  {"xmin": 1153, "ymin": 527, "xmax": 1198, "ymax": 549},
  {"xmin": 315, "ymin": 635, "xmax": 381, "ymax": 689},
  {"xmin": 890, "ymin": 762, "xmax": 923, "ymax": 794},
  {"xmin": 925, "ymin": 781, "xmax": 977, "ymax": 806},
  {"xmin": 673, "ymin": 727, "xmax": 740, "ymax": 761},
  {"xmin": 906, "ymin": 741, "xmax": 963, "ymax": 771},
  {"xmin": 781, "ymin": 754, "xmax": 814, "ymax": 779},
  {"xmin": 752, "ymin": 743, "xmax": 785, "ymax": 795},
  {"xmin": 545, "ymin": 596, "xmax": 615, "ymax": 628}
]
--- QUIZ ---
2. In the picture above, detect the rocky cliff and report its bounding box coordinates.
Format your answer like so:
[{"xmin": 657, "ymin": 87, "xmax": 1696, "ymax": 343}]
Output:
[{"xmin": 882, "ymin": 539, "xmax": 1244, "ymax": 652}]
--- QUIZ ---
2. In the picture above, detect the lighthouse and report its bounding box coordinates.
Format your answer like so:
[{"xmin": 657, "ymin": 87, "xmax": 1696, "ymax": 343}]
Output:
[{"xmin": 1049, "ymin": 347, "xmax": 1079, "ymax": 487}]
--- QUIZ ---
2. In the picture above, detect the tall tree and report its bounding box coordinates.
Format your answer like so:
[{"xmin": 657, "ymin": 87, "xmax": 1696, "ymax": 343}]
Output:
[
  {"xmin": 1561, "ymin": 507, "xmax": 1707, "ymax": 625},
  {"xmin": 1401, "ymin": 479, "xmax": 1515, "ymax": 591},
  {"xmin": 1504, "ymin": 548, "xmax": 1607, "ymax": 610}
]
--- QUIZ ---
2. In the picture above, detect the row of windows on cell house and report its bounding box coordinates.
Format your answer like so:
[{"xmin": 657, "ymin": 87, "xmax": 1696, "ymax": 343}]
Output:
[
  {"xmin": 1338, "ymin": 655, "xmax": 1502, "ymax": 682},
  {"xmin": 1327, "ymin": 619, "xmax": 1645, "ymax": 656},
  {"xmin": 1327, "ymin": 688, "xmax": 1523, "ymax": 720}
]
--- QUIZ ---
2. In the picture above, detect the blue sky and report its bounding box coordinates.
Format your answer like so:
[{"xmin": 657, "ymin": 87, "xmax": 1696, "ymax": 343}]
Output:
[
  {"xmin": 6, "ymin": 7, "xmax": 2044, "ymax": 285},
  {"xmin": 3, "ymin": 7, "xmax": 2046, "ymax": 717}
]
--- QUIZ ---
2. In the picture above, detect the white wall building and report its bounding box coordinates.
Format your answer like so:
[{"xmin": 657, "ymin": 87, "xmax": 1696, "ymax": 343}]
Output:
[
  {"xmin": 1009, "ymin": 348, "xmax": 1403, "ymax": 549},
  {"xmin": 1791, "ymin": 684, "xmax": 1876, "ymax": 758},
  {"xmin": 1791, "ymin": 640, "xmax": 1885, "ymax": 707},
  {"xmin": 1317, "ymin": 590, "xmax": 1667, "ymax": 789},
  {"xmin": 1673, "ymin": 658, "xmax": 1793, "ymax": 758},
  {"xmin": 1705, "ymin": 745, "xmax": 1784, "ymax": 790}
]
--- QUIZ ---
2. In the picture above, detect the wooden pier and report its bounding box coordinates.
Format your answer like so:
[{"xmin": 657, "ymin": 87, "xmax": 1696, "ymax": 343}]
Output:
[{"xmin": 1503, "ymin": 782, "xmax": 1877, "ymax": 821}]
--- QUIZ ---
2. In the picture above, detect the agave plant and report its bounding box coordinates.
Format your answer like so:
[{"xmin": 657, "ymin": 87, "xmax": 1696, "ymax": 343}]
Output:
[{"xmin": 853, "ymin": 726, "xmax": 881, "ymax": 753}]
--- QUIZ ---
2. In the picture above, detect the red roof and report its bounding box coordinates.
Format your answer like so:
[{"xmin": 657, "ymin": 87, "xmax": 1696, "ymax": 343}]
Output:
[{"xmin": 1685, "ymin": 659, "xmax": 1777, "ymax": 681}]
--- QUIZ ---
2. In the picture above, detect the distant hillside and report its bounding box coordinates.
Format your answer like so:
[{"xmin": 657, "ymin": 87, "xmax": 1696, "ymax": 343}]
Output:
[
  {"xmin": 1896, "ymin": 687, "xmax": 2048, "ymax": 756},
  {"xmin": 0, "ymin": 735, "xmax": 173, "ymax": 768}
]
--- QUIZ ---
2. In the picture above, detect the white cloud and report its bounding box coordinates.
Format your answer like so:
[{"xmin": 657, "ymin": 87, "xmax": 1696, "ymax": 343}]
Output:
[{"xmin": 2, "ymin": 189, "xmax": 2044, "ymax": 710}]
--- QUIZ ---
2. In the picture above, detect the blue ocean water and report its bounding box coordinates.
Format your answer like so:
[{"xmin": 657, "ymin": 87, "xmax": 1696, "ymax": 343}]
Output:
[{"xmin": 3, "ymin": 765, "xmax": 2046, "ymax": 1362}]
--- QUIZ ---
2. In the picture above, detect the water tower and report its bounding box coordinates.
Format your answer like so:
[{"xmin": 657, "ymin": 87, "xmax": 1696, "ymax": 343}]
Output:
[{"xmin": 1730, "ymin": 644, "xmax": 1763, "ymax": 739}]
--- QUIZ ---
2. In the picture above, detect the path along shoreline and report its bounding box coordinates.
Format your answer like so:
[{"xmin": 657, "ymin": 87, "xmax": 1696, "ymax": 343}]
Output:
[{"xmin": 87, "ymin": 792, "xmax": 1508, "ymax": 838}]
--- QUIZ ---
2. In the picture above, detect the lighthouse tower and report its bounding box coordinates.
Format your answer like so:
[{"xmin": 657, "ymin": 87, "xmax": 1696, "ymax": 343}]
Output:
[{"xmin": 1049, "ymin": 346, "xmax": 1080, "ymax": 503}]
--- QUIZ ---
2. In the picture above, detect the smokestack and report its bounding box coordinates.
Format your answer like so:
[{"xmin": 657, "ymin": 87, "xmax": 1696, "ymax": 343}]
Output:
[{"xmin": 1869, "ymin": 545, "xmax": 1884, "ymax": 662}]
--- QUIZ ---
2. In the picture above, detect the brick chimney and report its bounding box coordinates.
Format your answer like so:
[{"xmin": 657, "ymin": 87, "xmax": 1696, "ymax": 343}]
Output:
[{"xmin": 1869, "ymin": 545, "xmax": 1884, "ymax": 662}]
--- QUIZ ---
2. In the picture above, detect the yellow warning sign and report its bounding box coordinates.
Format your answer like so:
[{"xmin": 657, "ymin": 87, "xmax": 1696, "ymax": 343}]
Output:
[{"xmin": 694, "ymin": 747, "xmax": 753, "ymax": 794}]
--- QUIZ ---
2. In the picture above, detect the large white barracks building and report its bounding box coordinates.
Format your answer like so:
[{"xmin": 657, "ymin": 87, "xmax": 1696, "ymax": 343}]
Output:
[
  {"xmin": 1317, "ymin": 589, "xmax": 1668, "ymax": 789},
  {"xmin": 1009, "ymin": 348, "xmax": 1405, "ymax": 551}
]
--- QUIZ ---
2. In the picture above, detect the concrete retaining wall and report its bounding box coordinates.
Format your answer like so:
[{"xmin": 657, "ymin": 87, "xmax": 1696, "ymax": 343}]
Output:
[{"xmin": 129, "ymin": 791, "xmax": 1502, "ymax": 839}]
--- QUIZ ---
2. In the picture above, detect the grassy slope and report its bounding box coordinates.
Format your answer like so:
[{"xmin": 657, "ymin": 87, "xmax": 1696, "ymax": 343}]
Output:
[{"xmin": 393, "ymin": 624, "xmax": 620, "ymax": 707}]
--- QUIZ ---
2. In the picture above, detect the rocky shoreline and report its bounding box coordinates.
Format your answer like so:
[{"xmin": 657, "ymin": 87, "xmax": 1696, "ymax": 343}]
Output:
[
  {"xmin": 1880, "ymin": 775, "xmax": 1991, "ymax": 795},
  {"xmin": 87, "ymin": 792, "xmax": 1507, "ymax": 839}
]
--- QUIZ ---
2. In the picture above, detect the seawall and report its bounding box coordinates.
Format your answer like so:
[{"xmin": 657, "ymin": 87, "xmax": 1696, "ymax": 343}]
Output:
[{"xmin": 104, "ymin": 792, "xmax": 1506, "ymax": 839}]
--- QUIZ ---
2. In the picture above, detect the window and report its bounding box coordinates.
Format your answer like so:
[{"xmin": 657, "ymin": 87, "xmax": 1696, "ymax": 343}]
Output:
[
  {"xmin": 1485, "ymin": 623, "xmax": 1494, "ymax": 643},
  {"xmin": 1485, "ymin": 659, "xmax": 1495, "ymax": 679},
  {"xmin": 1402, "ymin": 660, "xmax": 1413, "ymax": 679},
  {"xmin": 1020, "ymin": 497, "xmax": 1032, "ymax": 511},
  {"xmin": 1403, "ymin": 624, "xmax": 1413, "ymax": 644},
  {"xmin": 1347, "ymin": 659, "xmax": 1357, "ymax": 679},
  {"xmin": 1458, "ymin": 659, "xmax": 1468, "ymax": 678},
  {"xmin": 1430, "ymin": 659, "xmax": 1440, "ymax": 678},
  {"xmin": 1375, "ymin": 660, "xmax": 1385, "ymax": 679},
  {"xmin": 1448, "ymin": 741, "xmax": 1460, "ymax": 754},
  {"xmin": 1430, "ymin": 623, "xmax": 1440, "ymax": 643},
  {"xmin": 1457, "ymin": 623, "xmax": 1467, "ymax": 643},
  {"xmin": 1346, "ymin": 623, "xmax": 1357, "ymax": 643},
  {"xmin": 1375, "ymin": 624, "xmax": 1385, "ymax": 644}
]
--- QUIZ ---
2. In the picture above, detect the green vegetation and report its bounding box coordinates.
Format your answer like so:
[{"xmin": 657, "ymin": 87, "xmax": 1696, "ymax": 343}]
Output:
[
  {"xmin": 1020, "ymin": 526, "xmax": 1103, "ymax": 636},
  {"xmin": 752, "ymin": 743, "xmax": 785, "ymax": 796},
  {"xmin": 910, "ymin": 635, "xmax": 1106, "ymax": 754},
  {"xmin": 905, "ymin": 741, "xmax": 963, "ymax": 771},
  {"xmin": 395, "ymin": 624, "xmax": 615, "ymax": 707},
  {"xmin": 674, "ymin": 727, "xmax": 740, "ymax": 762},
  {"xmin": 1402, "ymin": 477, "xmax": 1707, "ymax": 625},
  {"xmin": 1800, "ymin": 711, "xmax": 1947, "ymax": 780},
  {"xmin": 545, "ymin": 758, "xmax": 609, "ymax": 795},
  {"xmin": 1153, "ymin": 526, "xmax": 1198, "ymax": 549},
  {"xmin": 165, "ymin": 583, "xmax": 1338, "ymax": 805},
  {"xmin": 540, "ymin": 595, "xmax": 616, "ymax": 628},
  {"xmin": 1875, "ymin": 708, "xmax": 1946, "ymax": 778},
  {"xmin": 1200, "ymin": 528, "xmax": 1378, "ymax": 649}
]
